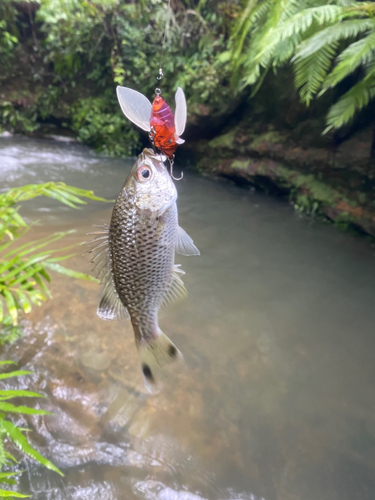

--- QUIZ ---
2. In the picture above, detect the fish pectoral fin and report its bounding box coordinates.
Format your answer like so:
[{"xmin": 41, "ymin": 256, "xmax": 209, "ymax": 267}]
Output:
[
  {"xmin": 97, "ymin": 281, "xmax": 130, "ymax": 321},
  {"xmin": 160, "ymin": 265, "xmax": 187, "ymax": 309},
  {"xmin": 176, "ymin": 137, "xmax": 185, "ymax": 144},
  {"xmin": 176, "ymin": 226, "xmax": 200, "ymax": 256}
]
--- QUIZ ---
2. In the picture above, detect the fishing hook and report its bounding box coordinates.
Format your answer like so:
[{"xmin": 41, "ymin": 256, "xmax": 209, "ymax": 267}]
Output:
[{"xmin": 169, "ymin": 157, "xmax": 183, "ymax": 181}]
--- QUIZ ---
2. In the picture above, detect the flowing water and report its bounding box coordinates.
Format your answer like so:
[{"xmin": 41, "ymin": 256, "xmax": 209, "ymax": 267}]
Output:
[{"xmin": 1, "ymin": 136, "xmax": 375, "ymax": 500}]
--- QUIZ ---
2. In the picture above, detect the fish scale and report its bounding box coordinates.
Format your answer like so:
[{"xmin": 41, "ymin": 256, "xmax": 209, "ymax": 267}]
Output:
[{"xmin": 86, "ymin": 148, "xmax": 200, "ymax": 392}]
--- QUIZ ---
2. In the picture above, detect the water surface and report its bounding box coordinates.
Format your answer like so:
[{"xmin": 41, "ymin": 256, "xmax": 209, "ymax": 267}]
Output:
[{"xmin": 1, "ymin": 136, "xmax": 375, "ymax": 500}]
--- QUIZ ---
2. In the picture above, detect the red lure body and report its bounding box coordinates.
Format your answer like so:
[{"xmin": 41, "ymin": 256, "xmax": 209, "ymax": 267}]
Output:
[{"xmin": 149, "ymin": 95, "xmax": 177, "ymax": 159}]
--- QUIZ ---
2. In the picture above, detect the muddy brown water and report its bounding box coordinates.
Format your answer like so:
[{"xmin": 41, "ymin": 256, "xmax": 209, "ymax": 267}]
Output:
[{"xmin": 1, "ymin": 136, "xmax": 375, "ymax": 500}]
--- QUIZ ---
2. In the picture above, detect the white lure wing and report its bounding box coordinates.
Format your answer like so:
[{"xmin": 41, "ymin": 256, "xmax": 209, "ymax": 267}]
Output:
[
  {"xmin": 116, "ymin": 86, "xmax": 152, "ymax": 132},
  {"xmin": 174, "ymin": 87, "xmax": 187, "ymax": 137}
]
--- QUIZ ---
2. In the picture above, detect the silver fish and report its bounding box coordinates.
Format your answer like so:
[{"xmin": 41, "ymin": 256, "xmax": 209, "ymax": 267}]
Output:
[{"xmin": 86, "ymin": 148, "xmax": 199, "ymax": 392}]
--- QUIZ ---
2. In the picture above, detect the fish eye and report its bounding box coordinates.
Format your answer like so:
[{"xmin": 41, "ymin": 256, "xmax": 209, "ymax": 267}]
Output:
[{"xmin": 137, "ymin": 165, "xmax": 152, "ymax": 182}]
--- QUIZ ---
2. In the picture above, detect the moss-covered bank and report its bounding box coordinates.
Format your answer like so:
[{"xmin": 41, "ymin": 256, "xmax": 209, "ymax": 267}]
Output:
[{"xmin": 185, "ymin": 122, "xmax": 375, "ymax": 238}]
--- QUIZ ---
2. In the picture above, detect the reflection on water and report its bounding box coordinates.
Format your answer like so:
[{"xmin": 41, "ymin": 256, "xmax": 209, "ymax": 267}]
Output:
[{"xmin": 1, "ymin": 136, "xmax": 375, "ymax": 500}]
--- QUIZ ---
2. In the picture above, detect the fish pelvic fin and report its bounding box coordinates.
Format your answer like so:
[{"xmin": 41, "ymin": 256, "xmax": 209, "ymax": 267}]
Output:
[
  {"xmin": 159, "ymin": 264, "xmax": 187, "ymax": 310},
  {"xmin": 138, "ymin": 329, "xmax": 182, "ymax": 394},
  {"xmin": 97, "ymin": 280, "xmax": 130, "ymax": 320}
]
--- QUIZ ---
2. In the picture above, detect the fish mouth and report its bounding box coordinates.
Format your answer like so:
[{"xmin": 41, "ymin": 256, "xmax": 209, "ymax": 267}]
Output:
[{"xmin": 140, "ymin": 148, "xmax": 167, "ymax": 172}]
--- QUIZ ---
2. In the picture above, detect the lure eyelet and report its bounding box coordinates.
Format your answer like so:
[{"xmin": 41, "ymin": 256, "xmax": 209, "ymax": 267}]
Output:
[{"xmin": 137, "ymin": 165, "xmax": 152, "ymax": 182}]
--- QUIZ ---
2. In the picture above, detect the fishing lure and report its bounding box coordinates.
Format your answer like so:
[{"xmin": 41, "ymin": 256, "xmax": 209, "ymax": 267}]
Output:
[{"xmin": 116, "ymin": 86, "xmax": 187, "ymax": 178}]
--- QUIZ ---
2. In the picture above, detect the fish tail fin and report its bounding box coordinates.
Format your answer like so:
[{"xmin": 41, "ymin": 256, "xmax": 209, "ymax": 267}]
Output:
[{"xmin": 138, "ymin": 329, "xmax": 182, "ymax": 394}]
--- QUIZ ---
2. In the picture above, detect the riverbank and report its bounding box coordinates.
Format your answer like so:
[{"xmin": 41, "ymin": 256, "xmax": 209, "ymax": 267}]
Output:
[
  {"xmin": 2, "ymin": 124, "xmax": 375, "ymax": 240},
  {"xmin": 184, "ymin": 121, "xmax": 375, "ymax": 239}
]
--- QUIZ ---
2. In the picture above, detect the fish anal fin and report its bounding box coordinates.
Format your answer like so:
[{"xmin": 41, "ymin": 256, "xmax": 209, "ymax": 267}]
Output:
[
  {"xmin": 176, "ymin": 226, "xmax": 200, "ymax": 256},
  {"xmin": 160, "ymin": 265, "xmax": 187, "ymax": 310}
]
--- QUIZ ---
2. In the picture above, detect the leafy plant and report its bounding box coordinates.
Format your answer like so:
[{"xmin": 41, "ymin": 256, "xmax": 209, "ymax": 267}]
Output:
[
  {"xmin": 0, "ymin": 182, "xmax": 108, "ymax": 331},
  {"xmin": 0, "ymin": 102, "xmax": 39, "ymax": 135},
  {"xmin": 0, "ymin": 0, "xmax": 239, "ymax": 152},
  {"xmin": 0, "ymin": 2, "xmax": 18, "ymax": 70},
  {"xmin": 0, "ymin": 360, "xmax": 62, "ymax": 498},
  {"xmin": 0, "ymin": 181, "xmax": 109, "ymax": 497},
  {"xmin": 229, "ymin": 0, "xmax": 375, "ymax": 132},
  {"xmin": 70, "ymin": 96, "xmax": 141, "ymax": 156}
]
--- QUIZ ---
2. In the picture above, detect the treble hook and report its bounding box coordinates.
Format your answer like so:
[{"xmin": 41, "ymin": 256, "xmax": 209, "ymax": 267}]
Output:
[{"xmin": 169, "ymin": 157, "xmax": 183, "ymax": 181}]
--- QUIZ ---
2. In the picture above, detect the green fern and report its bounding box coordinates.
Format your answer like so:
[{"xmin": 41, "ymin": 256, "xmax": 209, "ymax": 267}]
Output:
[
  {"xmin": 0, "ymin": 181, "xmax": 109, "ymax": 498},
  {"xmin": 295, "ymin": 18, "xmax": 375, "ymax": 60},
  {"xmin": 0, "ymin": 182, "xmax": 110, "ymax": 329},
  {"xmin": 0, "ymin": 362, "xmax": 63, "ymax": 498},
  {"xmin": 0, "ymin": 230, "xmax": 97, "ymax": 326},
  {"xmin": 294, "ymin": 43, "xmax": 339, "ymax": 105},
  {"xmin": 324, "ymin": 69, "xmax": 375, "ymax": 131},
  {"xmin": 230, "ymin": 0, "xmax": 375, "ymax": 131},
  {"xmin": 322, "ymin": 29, "xmax": 375, "ymax": 90}
]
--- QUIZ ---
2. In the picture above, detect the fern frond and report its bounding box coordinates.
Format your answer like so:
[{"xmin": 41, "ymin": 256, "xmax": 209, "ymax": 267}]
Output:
[
  {"xmin": 277, "ymin": 4, "xmax": 343, "ymax": 39},
  {"xmin": 279, "ymin": 0, "xmax": 327, "ymax": 23},
  {"xmin": 324, "ymin": 71, "xmax": 375, "ymax": 131},
  {"xmin": 254, "ymin": 5, "xmax": 342, "ymax": 71},
  {"xmin": 0, "ymin": 183, "xmax": 109, "ymax": 210},
  {"xmin": 346, "ymin": 2, "xmax": 375, "ymax": 18},
  {"xmin": 294, "ymin": 43, "xmax": 339, "ymax": 104},
  {"xmin": 336, "ymin": 0, "xmax": 352, "ymax": 6},
  {"xmin": 0, "ymin": 488, "xmax": 30, "ymax": 497},
  {"xmin": 0, "ymin": 420, "xmax": 63, "ymax": 476},
  {"xmin": 232, "ymin": 0, "xmax": 273, "ymax": 63},
  {"xmin": 241, "ymin": 60, "xmax": 262, "ymax": 87},
  {"xmin": 295, "ymin": 18, "xmax": 375, "ymax": 60},
  {"xmin": 273, "ymin": 38, "xmax": 299, "ymax": 65},
  {"xmin": 323, "ymin": 29, "xmax": 375, "ymax": 90},
  {"xmin": 0, "ymin": 231, "xmax": 95, "ymax": 326}
]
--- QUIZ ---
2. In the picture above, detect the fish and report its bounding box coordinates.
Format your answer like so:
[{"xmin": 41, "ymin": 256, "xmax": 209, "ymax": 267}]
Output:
[
  {"xmin": 86, "ymin": 148, "xmax": 199, "ymax": 393},
  {"xmin": 116, "ymin": 86, "xmax": 187, "ymax": 160}
]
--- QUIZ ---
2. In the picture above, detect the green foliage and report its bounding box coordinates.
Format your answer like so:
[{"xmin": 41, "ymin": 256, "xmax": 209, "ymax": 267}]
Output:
[
  {"xmin": 71, "ymin": 97, "xmax": 140, "ymax": 156},
  {"xmin": 0, "ymin": 181, "xmax": 109, "ymax": 496},
  {"xmin": 0, "ymin": 2, "xmax": 18, "ymax": 70},
  {"xmin": 230, "ymin": 0, "xmax": 375, "ymax": 131},
  {"xmin": 0, "ymin": 102, "xmax": 38, "ymax": 135},
  {"xmin": 0, "ymin": 0, "xmax": 238, "ymax": 153},
  {"xmin": 0, "ymin": 361, "xmax": 63, "ymax": 498},
  {"xmin": 0, "ymin": 182, "xmax": 108, "ymax": 332}
]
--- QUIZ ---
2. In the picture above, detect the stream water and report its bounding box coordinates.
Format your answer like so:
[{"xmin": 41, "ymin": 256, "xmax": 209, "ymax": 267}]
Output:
[{"xmin": 1, "ymin": 136, "xmax": 375, "ymax": 500}]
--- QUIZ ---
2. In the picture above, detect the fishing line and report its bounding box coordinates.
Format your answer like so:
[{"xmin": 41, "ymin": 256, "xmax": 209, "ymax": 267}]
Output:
[{"xmin": 156, "ymin": 0, "xmax": 172, "ymax": 93}]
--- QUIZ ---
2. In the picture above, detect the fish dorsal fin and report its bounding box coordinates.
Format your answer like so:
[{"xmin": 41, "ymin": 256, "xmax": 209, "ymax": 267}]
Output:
[
  {"xmin": 174, "ymin": 87, "xmax": 187, "ymax": 137},
  {"xmin": 84, "ymin": 225, "xmax": 129, "ymax": 321},
  {"xmin": 116, "ymin": 86, "xmax": 152, "ymax": 132},
  {"xmin": 176, "ymin": 226, "xmax": 200, "ymax": 256},
  {"xmin": 97, "ymin": 280, "xmax": 130, "ymax": 321},
  {"xmin": 160, "ymin": 265, "xmax": 187, "ymax": 309}
]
